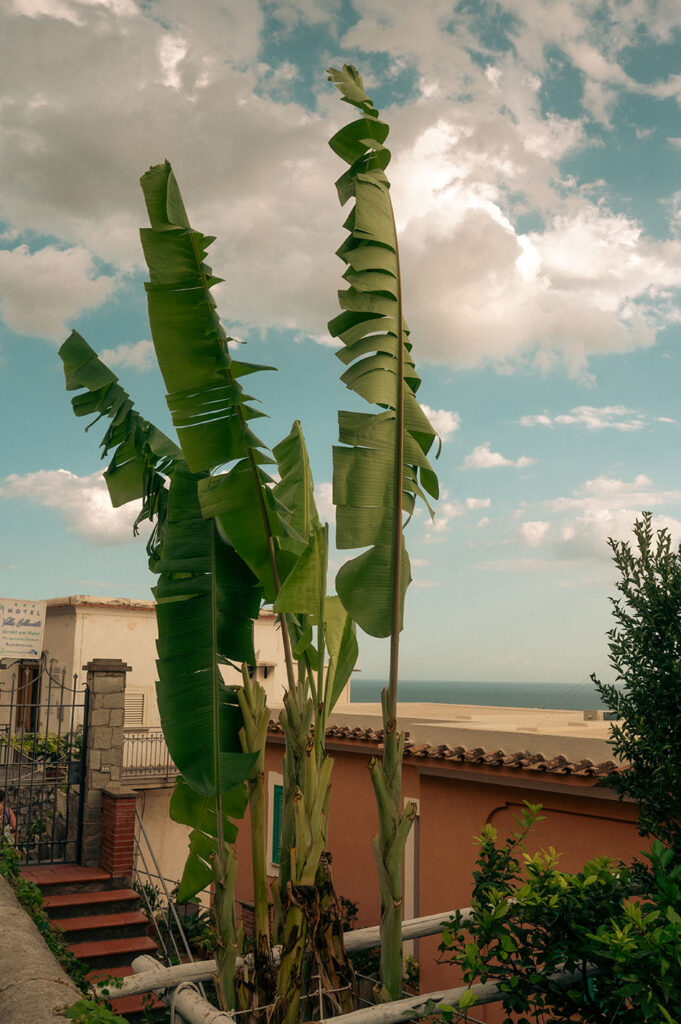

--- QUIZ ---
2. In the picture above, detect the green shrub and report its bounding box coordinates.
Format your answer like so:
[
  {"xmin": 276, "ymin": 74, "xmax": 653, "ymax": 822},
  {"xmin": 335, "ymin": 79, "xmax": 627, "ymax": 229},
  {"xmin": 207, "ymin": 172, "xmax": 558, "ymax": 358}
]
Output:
[{"xmin": 436, "ymin": 804, "xmax": 681, "ymax": 1023}]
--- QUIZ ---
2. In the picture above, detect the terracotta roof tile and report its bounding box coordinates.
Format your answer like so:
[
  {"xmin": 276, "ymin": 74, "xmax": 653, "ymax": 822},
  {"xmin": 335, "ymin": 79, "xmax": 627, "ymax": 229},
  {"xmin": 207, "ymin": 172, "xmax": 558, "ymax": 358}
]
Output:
[{"xmin": 265, "ymin": 723, "xmax": 616, "ymax": 778}]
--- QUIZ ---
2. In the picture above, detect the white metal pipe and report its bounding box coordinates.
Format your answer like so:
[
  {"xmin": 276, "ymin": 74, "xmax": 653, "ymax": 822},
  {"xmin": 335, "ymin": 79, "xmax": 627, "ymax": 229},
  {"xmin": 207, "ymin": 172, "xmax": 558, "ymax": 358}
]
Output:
[
  {"xmin": 131, "ymin": 955, "xmax": 237, "ymax": 1024},
  {"xmin": 343, "ymin": 909, "xmax": 470, "ymax": 951},
  {"xmin": 316, "ymin": 966, "xmax": 597, "ymax": 1024},
  {"xmin": 107, "ymin": 910, "xmax": 464, "ymax": 998}
]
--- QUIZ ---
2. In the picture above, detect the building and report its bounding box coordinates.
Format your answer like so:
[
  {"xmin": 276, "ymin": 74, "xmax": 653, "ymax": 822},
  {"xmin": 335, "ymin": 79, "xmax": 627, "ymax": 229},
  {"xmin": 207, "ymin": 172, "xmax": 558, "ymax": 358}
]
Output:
[{"xmin": 232, "ymin": 699, "xmax": 640, "ymax": 1020}]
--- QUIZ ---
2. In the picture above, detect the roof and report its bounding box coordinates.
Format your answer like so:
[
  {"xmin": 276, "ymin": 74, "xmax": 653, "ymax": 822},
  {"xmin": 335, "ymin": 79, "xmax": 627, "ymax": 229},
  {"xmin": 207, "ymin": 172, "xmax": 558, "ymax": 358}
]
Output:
[{"xmin": 266, "ymin": 720, "xmax": 620, "ymax": 780}]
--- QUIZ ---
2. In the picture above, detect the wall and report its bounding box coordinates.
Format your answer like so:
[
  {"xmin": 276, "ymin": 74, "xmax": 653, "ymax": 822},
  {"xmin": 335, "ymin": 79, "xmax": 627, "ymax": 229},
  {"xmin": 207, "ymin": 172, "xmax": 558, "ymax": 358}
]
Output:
[
  {"xmin": 233, "ymin": 736, "xmax": 642, "ymax": 1022},
  {"xmin": 136, "ymin": 785, "xmax": 194, "ymax": 893}
]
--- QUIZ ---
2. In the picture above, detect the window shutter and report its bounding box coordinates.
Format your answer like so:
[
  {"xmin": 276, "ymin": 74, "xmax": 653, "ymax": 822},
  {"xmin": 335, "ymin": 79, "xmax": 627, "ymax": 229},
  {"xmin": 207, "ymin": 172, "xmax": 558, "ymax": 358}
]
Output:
[
  {"xmin": 124, "ymin": 692, "xmax": 145, "ymax": 728},
  {"xmin": 272, "ymin": 784, "xmax": 284, "ymax": 866}
]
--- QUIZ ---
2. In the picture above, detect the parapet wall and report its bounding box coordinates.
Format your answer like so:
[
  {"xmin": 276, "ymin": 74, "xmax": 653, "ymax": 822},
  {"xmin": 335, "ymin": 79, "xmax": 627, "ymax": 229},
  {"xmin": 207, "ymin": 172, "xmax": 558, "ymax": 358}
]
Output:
[{"xmin": 0, "ymin": 875, "xmax": 81, "ymax": 1024}]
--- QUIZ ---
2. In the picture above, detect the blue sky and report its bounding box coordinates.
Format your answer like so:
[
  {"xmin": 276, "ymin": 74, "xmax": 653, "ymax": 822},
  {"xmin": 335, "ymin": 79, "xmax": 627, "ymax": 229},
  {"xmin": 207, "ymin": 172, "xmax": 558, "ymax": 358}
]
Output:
[{"xmin": 2, "ymin": 0, "xmax": 681, "ymax": 685}]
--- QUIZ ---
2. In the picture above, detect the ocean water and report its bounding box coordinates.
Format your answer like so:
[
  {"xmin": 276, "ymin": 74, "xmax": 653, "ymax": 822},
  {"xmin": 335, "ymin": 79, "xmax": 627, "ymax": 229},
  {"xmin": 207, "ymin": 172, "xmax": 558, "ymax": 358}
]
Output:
[{"xmin": 350, "ymin": 678, "xmax": 616, "ymax": 711}]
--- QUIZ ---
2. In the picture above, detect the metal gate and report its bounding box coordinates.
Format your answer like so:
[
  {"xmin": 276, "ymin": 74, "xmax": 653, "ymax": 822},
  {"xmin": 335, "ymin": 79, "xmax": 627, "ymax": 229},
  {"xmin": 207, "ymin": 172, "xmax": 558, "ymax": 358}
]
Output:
[{"xmin": 0, "ymin": 655, "xmax": 88, "ymax": 864}]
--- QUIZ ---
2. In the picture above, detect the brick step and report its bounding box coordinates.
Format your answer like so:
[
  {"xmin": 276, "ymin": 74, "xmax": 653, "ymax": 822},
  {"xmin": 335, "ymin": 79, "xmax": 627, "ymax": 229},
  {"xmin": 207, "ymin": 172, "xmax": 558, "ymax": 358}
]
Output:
[
  {"xmin": 43, "ymin": 889, "xmax": 140, "ymax": 920},
  {"xmin": 68, "ymin": 935, "xmax": 158, "ymax": 970},
  {"xmin": 87, "ymin": 965, "xmax": 135, "ymax": 983},
  {"xmin": 106, "ymin": 992, "xmax": 165, "ymax": 1020},
  {"xmin": 53, "ymin": 910, "xmax": 150, "ymax": 943},
  {"xmin": 21, "ymin": 865, "xmax": 113, "ymax": 896}
]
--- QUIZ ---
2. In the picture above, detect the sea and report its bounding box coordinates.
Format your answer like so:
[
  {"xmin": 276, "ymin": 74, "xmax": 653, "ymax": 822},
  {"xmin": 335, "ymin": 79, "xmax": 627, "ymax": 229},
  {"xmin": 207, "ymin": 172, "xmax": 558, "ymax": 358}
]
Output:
[{"xmin": 349, "ymin": 678, "xmax": 618, "ymax": 711}]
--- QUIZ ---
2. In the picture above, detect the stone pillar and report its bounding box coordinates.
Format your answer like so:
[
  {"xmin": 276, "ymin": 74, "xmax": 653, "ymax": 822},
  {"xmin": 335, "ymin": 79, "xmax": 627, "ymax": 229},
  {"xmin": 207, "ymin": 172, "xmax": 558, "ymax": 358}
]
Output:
[
  {"xmin": 100, "ymin": 785, "xmax": 137, "ymax": 881},
  {"xmin": 80, "ymin": 658, "xmax": 131, "ymax": 868}
]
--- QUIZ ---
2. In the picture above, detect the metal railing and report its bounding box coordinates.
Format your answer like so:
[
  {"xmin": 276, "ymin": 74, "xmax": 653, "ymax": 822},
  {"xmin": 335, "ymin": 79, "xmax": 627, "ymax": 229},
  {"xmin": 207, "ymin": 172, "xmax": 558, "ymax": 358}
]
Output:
[
  {"xmin": 132, "ymin": 807, "xmax": 209, "ymax": 1001},
  {"xmin": 123, "ymin": 727, "xmax": 178, "ymax": 780}
]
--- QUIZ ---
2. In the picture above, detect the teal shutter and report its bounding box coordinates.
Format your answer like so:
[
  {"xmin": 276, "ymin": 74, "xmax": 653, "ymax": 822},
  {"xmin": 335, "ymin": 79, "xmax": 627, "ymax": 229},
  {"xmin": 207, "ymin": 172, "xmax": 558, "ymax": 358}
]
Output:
[{"xmin": 272, "ymin": 784, "xmax": 284, "ymax": 866}]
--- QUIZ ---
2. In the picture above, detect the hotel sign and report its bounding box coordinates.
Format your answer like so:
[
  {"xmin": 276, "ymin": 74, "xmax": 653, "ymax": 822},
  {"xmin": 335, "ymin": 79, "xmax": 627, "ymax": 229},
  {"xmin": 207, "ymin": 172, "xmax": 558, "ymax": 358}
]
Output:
[{"xmin": 0, "ymin": 599, "xmax": 47, "ymax": 660}]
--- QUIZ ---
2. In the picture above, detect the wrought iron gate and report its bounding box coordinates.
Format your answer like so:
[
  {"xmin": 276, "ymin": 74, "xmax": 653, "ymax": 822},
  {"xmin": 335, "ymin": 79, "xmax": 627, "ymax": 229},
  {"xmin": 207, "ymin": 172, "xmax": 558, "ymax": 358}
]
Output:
[{"xmin": 0, "ymin": 655, "xmax": 88, "ymax": 864}]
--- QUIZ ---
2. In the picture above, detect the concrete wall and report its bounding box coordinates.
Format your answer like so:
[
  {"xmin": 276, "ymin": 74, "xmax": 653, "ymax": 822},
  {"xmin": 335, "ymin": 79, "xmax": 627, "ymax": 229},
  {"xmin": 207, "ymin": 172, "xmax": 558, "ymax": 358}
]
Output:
[
  {"xmin": 44, "ymin": 598, "xmax": 159, "ymax": 728},
  {"xmin": 136, "ymin": 786, "xmax": 194, "ymax": 893}
]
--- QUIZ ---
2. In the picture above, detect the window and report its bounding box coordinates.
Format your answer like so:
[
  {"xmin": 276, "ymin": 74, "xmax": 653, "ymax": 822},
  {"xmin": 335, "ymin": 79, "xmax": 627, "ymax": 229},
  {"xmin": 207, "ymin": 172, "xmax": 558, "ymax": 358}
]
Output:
[
  {"xmin": 124, "ymin": 692, "xmax": 145, "ymax": 728},
  {"xmin": 271, "ymin": 784, "xmax": 284, "ymax": 866},
  {"xmin": 267, "ymin": 772, "xmax": 284, "ymax": 873}
]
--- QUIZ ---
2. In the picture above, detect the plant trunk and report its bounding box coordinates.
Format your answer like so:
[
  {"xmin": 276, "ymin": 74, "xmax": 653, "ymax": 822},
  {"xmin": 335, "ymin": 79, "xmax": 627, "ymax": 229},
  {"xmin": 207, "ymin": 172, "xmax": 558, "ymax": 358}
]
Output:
[
  {"xmin": 369, "ymin": 689, "xmax": 415, "ymax": 1002},
  {"xmin": 212, "ymin": 849, "xmax": 239, "ymax": 1011},
  {"xmin": 237, "ymin": 669, "xmax": 275, "ymax": 1008},
  {"xmin": 312, "ymin": 852, "xmax": 356, "ymax": 1015}
]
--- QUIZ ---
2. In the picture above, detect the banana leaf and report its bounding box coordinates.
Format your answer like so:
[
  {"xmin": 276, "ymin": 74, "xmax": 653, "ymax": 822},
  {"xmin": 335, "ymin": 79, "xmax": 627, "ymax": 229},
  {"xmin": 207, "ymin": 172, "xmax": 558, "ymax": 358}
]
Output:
[
  {"xmin": 154, "ymin": 464, "xmax": 259, "ymax": 794},
  {"xmin": 327, "ymin": 65, "xmax": 439, "ymax": 639},
  {"xmin": 170, "ymin": 776, "xmax": 249, "ymax": 901},
  {"xmin": 140, "ymin": 161, "xmax": 274, "ymax": 475},
  {"xmin": 59, "ymin": 330, "xmax": 179, "ymax": 568},
  {"xmin": 59, "ymin": 331, "xmax": 261, "ymax": 795}
]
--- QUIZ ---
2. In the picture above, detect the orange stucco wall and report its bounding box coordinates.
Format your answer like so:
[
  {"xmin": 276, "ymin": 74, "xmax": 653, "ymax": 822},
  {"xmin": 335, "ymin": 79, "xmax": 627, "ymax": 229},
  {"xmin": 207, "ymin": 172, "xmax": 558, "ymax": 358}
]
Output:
[{"xmin": 233, "ymin": 738, "xmax": 642, "ymax": 1023}]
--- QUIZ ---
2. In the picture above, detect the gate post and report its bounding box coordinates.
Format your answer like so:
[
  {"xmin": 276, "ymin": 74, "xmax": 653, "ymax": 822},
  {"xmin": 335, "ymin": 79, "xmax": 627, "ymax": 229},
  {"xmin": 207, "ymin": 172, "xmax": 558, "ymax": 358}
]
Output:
[{"xmin": 80, "ymin": 659, "xmax": 131, "ymax": 868}]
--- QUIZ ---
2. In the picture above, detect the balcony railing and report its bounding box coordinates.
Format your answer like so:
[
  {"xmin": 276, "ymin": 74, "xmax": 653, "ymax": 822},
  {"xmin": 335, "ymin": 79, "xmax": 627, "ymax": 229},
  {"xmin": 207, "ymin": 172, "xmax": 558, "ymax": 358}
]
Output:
[{"xmin": 123, "ymin": 727, "xmax": 178, "ymax": 780}]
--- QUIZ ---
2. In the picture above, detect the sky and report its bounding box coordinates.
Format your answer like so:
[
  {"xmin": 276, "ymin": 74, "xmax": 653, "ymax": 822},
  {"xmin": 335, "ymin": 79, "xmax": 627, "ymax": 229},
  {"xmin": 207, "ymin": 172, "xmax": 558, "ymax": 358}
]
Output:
[{"xmin": 2, "ymin": 0, "xmax": 681, "ymax": 686}]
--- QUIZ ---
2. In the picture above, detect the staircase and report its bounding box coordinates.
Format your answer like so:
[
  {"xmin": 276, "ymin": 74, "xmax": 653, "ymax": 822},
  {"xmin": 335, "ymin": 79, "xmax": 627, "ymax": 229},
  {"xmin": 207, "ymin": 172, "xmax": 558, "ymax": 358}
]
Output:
[{"xmin": 22, "ymin": 864, "xmax": 162, "ymax": 1019}]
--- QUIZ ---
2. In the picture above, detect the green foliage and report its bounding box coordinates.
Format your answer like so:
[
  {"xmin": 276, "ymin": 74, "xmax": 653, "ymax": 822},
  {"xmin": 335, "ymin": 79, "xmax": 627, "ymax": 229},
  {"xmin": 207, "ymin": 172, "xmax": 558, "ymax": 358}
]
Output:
[
  {"xmin": 62, "ymin": 998, "xmax": 127, "ymax": 1024},
  {"xmin": 592, "ymin": 512, "xmax": 681, "ymax": 851},
  {"xmin": 436, "ymin": 806, "xmax": 681, "ymax": 1023},
  {"xmin": 327, "ymin": 64, "xmax": 439, "ymax": 639},
  {"xmin": 0, "ymin": 840, "xmax": 90, "ymax": 993},
  {"xmin": 3, "ymin": 729, "xmax": 82, "ymax": 763}
]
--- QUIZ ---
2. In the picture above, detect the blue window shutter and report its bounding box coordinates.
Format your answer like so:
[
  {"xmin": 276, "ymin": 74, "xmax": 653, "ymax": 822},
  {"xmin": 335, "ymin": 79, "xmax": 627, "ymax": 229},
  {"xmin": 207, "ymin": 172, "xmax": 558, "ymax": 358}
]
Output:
[{"xmin": 272, "ymin": 784, "xmax": 284, "ymax": 866}]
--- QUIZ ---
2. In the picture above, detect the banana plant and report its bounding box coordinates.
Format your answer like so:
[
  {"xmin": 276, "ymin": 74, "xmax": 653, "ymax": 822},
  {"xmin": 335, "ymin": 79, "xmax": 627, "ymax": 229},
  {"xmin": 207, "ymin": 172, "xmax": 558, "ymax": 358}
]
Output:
[
  {"xmin": 327, "ymin": 65, "xmax": 440, "ymax": 1002},
  {"xmin": 58, "ymin": 330, "xmax": 259, "ymax": 1006},
  {"xmin": 61, "ymin": 162, "xmax": 359, "ymax": 1018}
]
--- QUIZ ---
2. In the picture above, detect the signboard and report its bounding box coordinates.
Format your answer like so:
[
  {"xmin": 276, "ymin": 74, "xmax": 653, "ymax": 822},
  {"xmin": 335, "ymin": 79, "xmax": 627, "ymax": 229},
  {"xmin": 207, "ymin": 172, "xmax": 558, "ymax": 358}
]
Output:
[{"xmin": 0, "ymin": 599, "xmax": 47, "ymax": 660}]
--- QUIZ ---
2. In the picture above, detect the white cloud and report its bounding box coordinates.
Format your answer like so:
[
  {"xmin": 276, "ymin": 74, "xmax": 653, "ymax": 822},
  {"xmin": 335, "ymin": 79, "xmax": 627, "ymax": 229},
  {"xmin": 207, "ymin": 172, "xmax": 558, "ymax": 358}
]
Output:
[
  {"xmin": 0, "ymin": 469, "xmax": 145, "ymax": 544},
  {"xmin": 0, "ymin": 0, "xmax": 679, "ymax": 376},
  {"xmin": 419, "ymin": 405, "xmax": 460, "ymax": 440},
  {"xmin": 515, "ymin": 473, "xmax": 681, "ymax": 561},
  {"xmin": 424, "ymin": 491, "xmax": 491, "ymax": 538},
  {"xmin": 462, "ymin": 442, "xmax": 535, "ymax": 469},
  {"xmin": 99, "ymin": 339, "xmax": 155, "ymax": 372},
  {"xmin": 520, "ymin": 405, "xmax": 661, "ymax": 431},
  {"xmin": 314, "ymin": 481, "xmax": 335, "ymax": 525},
  {"xmin": 0, "ymin": 245, "xmax": 116, "ymax": 340},
  {"xmin": 519, "ymin": 520, "xmax": 550, "ymax": 547}
]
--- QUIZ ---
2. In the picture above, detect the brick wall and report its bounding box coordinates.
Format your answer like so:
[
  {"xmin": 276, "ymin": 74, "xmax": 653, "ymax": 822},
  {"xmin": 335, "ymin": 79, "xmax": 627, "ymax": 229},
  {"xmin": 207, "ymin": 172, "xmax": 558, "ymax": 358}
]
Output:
[{"xmin": 100, "ymin": 787, "xmax": 137, "ymax": 880}]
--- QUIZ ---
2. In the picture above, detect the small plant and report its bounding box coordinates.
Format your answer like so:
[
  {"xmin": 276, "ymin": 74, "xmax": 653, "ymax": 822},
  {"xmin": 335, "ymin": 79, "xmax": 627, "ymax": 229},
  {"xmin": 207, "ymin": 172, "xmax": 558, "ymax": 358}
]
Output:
[
  {"xmin": 4, "ymin": 730, "xmax": 82, "ymax": 764},
  {"xmin": 435, "ymin": 805, "xmax": 681, "ymax": 1023},
  {"xmin": 593, "ymin": 512, "xmax": 681, "ymax": 852},
  {"xmin": 62, "ymin": 998, "xmax": 128, "ymax": 1024}
]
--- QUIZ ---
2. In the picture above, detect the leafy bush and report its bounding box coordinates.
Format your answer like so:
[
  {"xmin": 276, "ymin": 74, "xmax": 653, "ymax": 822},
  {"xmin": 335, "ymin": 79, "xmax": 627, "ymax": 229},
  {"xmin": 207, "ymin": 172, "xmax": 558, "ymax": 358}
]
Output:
[
  {"xmin": 592, "ymin": 512, "xmax": 681, "ymax": 852},
  {"xmin": 3, "ymin": 730, "xmax": 83, "ymax": 765},
  {"xmin": 436, "ymin": 804, "xmax": 681, "ymax": 1023}
]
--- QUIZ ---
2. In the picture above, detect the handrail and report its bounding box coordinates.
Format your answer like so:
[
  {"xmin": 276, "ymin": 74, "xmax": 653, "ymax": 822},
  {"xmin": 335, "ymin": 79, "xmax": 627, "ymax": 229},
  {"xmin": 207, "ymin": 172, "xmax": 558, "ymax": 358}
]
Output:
[
  {"xmin": 101, "ymin": 908, "xmax": 471, "ymax": 998},
  {"xmin": 123, "ymin": 728, "xmax": 178, "ymax": 780},
  {"xmin": 132, "ymin": 807, "xmax": 207, "ymax": 999},
  {"xmin": 127, "ymin": 954, "xmax": 598, "ymax": 1024}
]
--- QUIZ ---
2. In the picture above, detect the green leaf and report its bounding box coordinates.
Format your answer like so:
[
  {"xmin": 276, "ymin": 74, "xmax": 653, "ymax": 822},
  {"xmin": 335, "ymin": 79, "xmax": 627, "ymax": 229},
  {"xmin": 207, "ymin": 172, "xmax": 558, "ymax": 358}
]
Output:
[
  {"xmin": 458, "ymin": 989, "xmax": 478, "ymax": 1010},
  {"xmin": 139, "ymin": 160, "xmax": 274, "ymax": 475},
  {"xmin": 155, "ymin": 465, "xmax": 259, "ymax": 794},
  {"xmin": 58, "ymin": 330, "xmax": 179, "ymax": 568},
  {"xmin": 170, "ymin": 777, "xmax": 248, "ymax": 902},
  {"xmin": 327, "ymin": 66, "xmax": 439, "ymax": 637},
  {"xmin": 323, "ymin": 595, "xmax": 358, "ymax": 711}
]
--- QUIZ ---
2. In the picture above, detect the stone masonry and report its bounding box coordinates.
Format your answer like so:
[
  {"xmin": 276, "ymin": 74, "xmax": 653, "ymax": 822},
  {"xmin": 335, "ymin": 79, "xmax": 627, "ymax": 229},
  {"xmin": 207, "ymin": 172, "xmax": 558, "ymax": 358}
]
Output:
[{"xmin": 80, "ymin": 658, "xmax": 130, "ymax": 867}]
